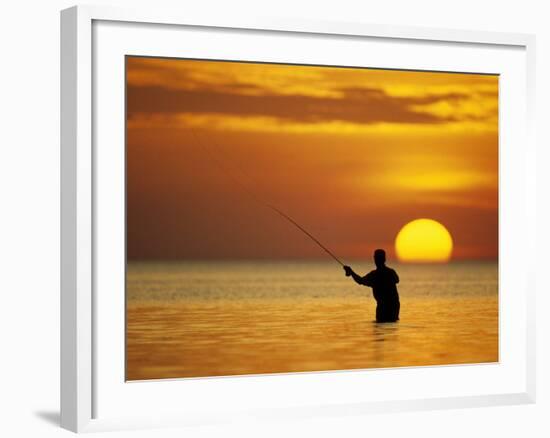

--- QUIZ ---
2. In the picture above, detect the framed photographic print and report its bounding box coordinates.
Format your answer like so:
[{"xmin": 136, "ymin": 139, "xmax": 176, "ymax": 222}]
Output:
[{"xmin": 61, "ymin": 5, "xmax": 536, "ymax": 433}]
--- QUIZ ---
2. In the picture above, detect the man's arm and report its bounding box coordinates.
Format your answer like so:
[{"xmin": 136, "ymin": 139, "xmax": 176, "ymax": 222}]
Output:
[
  {"xmin": 343, "ymin": 266, "xmax": 367, "ymax": 286},
  {"xmin": 392, "ymin": 269, "xmax": 400, "ymax": 284}
]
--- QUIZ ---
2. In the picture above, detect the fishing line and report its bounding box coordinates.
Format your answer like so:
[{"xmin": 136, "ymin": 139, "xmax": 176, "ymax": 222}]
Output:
[{"xmin": 188, "ymin": 126, "xmax": 345, "ymax": 267}]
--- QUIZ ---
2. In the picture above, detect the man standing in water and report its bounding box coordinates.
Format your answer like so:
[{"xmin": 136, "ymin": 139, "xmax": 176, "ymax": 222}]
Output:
[{"xmin": 343, "ymin": 249, "xmax": 400, "ymax": 322}]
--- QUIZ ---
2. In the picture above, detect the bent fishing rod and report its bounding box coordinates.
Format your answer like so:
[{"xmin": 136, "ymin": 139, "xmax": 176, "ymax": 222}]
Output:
[{"xmin": 188, "ymin": 127, "xmax": 345, "ymax": 267}]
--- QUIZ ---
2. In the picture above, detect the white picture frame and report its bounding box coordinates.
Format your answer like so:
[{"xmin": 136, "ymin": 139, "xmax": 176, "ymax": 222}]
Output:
[{"xmin": 60, "ymin": 4, "xmax": 536, "ymax": 433}]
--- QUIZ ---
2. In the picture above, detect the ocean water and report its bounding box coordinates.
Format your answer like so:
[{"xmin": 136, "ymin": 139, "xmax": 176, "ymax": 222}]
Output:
[{"xmin": 126, "ymin": 261, "xmax": 498, "ymax": 380}]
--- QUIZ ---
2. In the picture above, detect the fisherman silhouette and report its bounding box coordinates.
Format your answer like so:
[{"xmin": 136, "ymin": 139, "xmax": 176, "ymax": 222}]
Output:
[{"xmin": 343, "ymin": 249, "xmax": 400, "ymax": 323}]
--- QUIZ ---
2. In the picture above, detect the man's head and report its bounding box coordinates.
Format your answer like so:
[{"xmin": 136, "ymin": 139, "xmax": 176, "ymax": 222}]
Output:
[{"xmin": 374, "ymin": 249, "xmax": 386, "ymax": 268}]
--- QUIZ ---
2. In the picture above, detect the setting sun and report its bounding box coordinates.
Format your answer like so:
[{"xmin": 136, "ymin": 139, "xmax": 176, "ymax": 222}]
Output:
[{"xmin": 395, "ymin": 219, "xmax": 453, "ymax": 263}]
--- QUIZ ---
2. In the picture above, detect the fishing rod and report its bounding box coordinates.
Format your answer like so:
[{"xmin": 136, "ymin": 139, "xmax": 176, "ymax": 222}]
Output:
[{"xmin": 188, "ymin": 126, "xmax": 345, "ymax": 267}]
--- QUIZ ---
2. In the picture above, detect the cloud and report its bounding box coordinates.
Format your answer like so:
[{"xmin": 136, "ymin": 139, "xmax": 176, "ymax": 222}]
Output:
[
  {"xmin": 126, "ymin": 57, "xmax": 346, "ymax": 98},
  {"xmin": 126, "ymin": 57, "xmax": 498, "ymax": 130},
  {"xmin": 127, "ymin": 112, "xmax": 497, "ymax": 135},
  {"xmin": 126, "ymin": 84, "xmax": 484, "ymax": 126}
]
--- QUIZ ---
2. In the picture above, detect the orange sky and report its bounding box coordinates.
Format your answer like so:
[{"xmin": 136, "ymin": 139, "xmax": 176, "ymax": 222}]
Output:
[{"xmin": 126, "ymin": 56, "xmax": 498, "ymax": 261}]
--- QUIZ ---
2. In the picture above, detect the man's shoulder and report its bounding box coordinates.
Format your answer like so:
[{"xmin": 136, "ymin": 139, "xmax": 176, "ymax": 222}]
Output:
[{"xmin": 385, "ymin": 266, "xmax": 399, "ymax": 281}]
